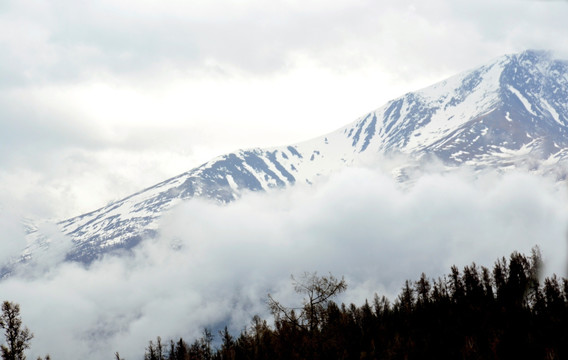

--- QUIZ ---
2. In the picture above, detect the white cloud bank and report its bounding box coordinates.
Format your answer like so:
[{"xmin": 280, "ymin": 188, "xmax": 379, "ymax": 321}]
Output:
[{"xmin": 1, "ymin": 167, "xmax": 567, "ymax": 359}]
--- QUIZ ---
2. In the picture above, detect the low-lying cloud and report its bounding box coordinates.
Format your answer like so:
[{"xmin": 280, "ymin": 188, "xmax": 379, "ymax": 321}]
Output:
[{"xmin": 1, "ymin": 167, "xmax": 567, "ymax": 359}]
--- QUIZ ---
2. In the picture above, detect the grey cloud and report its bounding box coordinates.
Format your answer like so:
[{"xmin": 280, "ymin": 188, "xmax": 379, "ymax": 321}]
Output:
[{"xmin": 2, "ymin": 0, "xmax": 567, "ymax": 86}]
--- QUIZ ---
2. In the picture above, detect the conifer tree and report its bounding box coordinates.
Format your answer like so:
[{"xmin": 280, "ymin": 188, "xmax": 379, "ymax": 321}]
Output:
[
  {"xmin": 415, "ymin": 273, "xmax": 431, "ymax": 306},
  {"xmin": 0, "ymin": 301, "xmax": 33, "ymax": 360}
]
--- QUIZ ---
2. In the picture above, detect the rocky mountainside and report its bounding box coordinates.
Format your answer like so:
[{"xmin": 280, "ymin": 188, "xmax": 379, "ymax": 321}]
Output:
[{"xmin": 15, "ymin": 49, "xmax": 568, "ymax": 271}]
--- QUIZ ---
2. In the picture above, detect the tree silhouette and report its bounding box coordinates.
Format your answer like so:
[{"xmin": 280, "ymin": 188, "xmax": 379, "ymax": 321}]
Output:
[
  {"xmin": 0, "ymin": 301, "xmax": 33, "ymax": 360},
  {"xmin": 268, "ymin": 272, "xmax": 347, "ymax": 333},
  {"xmin": 122, "ymin": 247, "xmax": 568, "ymax": 360}
]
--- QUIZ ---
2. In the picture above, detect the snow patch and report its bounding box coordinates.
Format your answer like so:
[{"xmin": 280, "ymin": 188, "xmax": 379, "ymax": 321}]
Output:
[
  {"xmin": 505, "ymin": 111, "xmax": 512, "ymax": 122},
  {"xmin": 507, "ymin": 85, "xmax": 536, "ymax": 116},
  {"xmin": 541, "ymin": 98, "xmax": 562, "ymax": 125},
  {"xmin": 226, "ymin": 175, "xmax": 239, "ymax": 192}
]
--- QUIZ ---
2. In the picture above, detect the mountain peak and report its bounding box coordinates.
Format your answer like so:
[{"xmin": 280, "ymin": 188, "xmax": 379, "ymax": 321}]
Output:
[
  {"xmin": 9, "ymin": 50, "xmax": 568, "ymax": 274},
  {"xmin": 515, "ymin": 49, "xmax": 554, "ymax": 66},
  {"xmin": 336, "ymin": 49, "xmax": 568, "ymax": 164}
]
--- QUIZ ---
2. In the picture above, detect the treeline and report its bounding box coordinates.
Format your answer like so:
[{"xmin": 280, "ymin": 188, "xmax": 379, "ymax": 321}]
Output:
[
  {"xmin": 3, "ymin": 248, "xmax": 568, "ymax": 359},
  {"xmin": 142, "ymin": 248, "xmax": 568, "ymax": 360}
]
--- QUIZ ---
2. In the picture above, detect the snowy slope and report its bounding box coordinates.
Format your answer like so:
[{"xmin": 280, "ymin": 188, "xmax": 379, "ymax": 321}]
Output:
[{"xmin": 11, "ymin": 49, "xmax": 568, "ymax": 272}]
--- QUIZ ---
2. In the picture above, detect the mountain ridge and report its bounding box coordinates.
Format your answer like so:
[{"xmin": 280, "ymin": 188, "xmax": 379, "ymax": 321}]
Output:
[{"xmin": 11, "ymin": 49, "xmax": 568, "ymax": 273}]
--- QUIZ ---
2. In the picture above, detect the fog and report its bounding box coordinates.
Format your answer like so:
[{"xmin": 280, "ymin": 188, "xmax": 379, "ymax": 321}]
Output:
[{"xmin": 0, "ymin": 167, "xmax": 566, "ymax": 359}]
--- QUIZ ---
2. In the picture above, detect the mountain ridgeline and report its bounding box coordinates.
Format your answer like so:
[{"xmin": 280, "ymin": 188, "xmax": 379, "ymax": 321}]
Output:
[{"xmin": 16, "ymin": 49, "xmax": 568, "ymax": 269}]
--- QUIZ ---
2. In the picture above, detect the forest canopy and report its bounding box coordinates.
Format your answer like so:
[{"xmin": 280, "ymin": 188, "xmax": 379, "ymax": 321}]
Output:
[
  {"xmin": 142, "ymin": 247, "xmax": 568, "ymax": 360},
  {"xmin": 3, "ymin": 247, "xmax": 568, "ymax": 360}
]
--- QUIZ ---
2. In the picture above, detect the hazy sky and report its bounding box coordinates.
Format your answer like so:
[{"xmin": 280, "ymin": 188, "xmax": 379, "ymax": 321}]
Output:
[{"xmin": 1, "ymin": 0, "xmax": 568, "ymax": 220}]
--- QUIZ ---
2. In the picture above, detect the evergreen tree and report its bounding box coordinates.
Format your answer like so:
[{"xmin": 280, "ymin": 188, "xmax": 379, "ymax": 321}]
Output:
[
  {"xmin": 0, "ymin": 301, "xmax": 33, "ymax": 360},
  {"xmin": 218, "ymin": 326, "xmax": 234, "ymax": 360},
  {"xmin": 415, "ymin": 273, "xmax": 431, "ymax": 307}
]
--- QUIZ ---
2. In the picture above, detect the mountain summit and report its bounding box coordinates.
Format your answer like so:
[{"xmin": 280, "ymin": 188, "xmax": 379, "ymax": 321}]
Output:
[{"xmin": 15, "ymin": 50, "xmax": 568, "ymax": 271}]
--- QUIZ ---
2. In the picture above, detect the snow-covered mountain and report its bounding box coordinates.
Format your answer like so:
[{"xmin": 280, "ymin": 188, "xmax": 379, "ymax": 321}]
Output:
[{"xmin": 13, "ymin": 49, "xmax": 568, "ymax": 272}]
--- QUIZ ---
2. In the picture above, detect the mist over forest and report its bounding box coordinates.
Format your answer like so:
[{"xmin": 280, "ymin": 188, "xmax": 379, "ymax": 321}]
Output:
[{"xmin": 1, "ymin": 167, "xmax": 567, "ymax": 359}]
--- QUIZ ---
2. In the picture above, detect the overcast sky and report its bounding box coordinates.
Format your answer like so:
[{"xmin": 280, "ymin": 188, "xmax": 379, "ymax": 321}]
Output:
[{"xmin": 1, "ymin": 0, "xmax": 568, "ymax": 220}]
